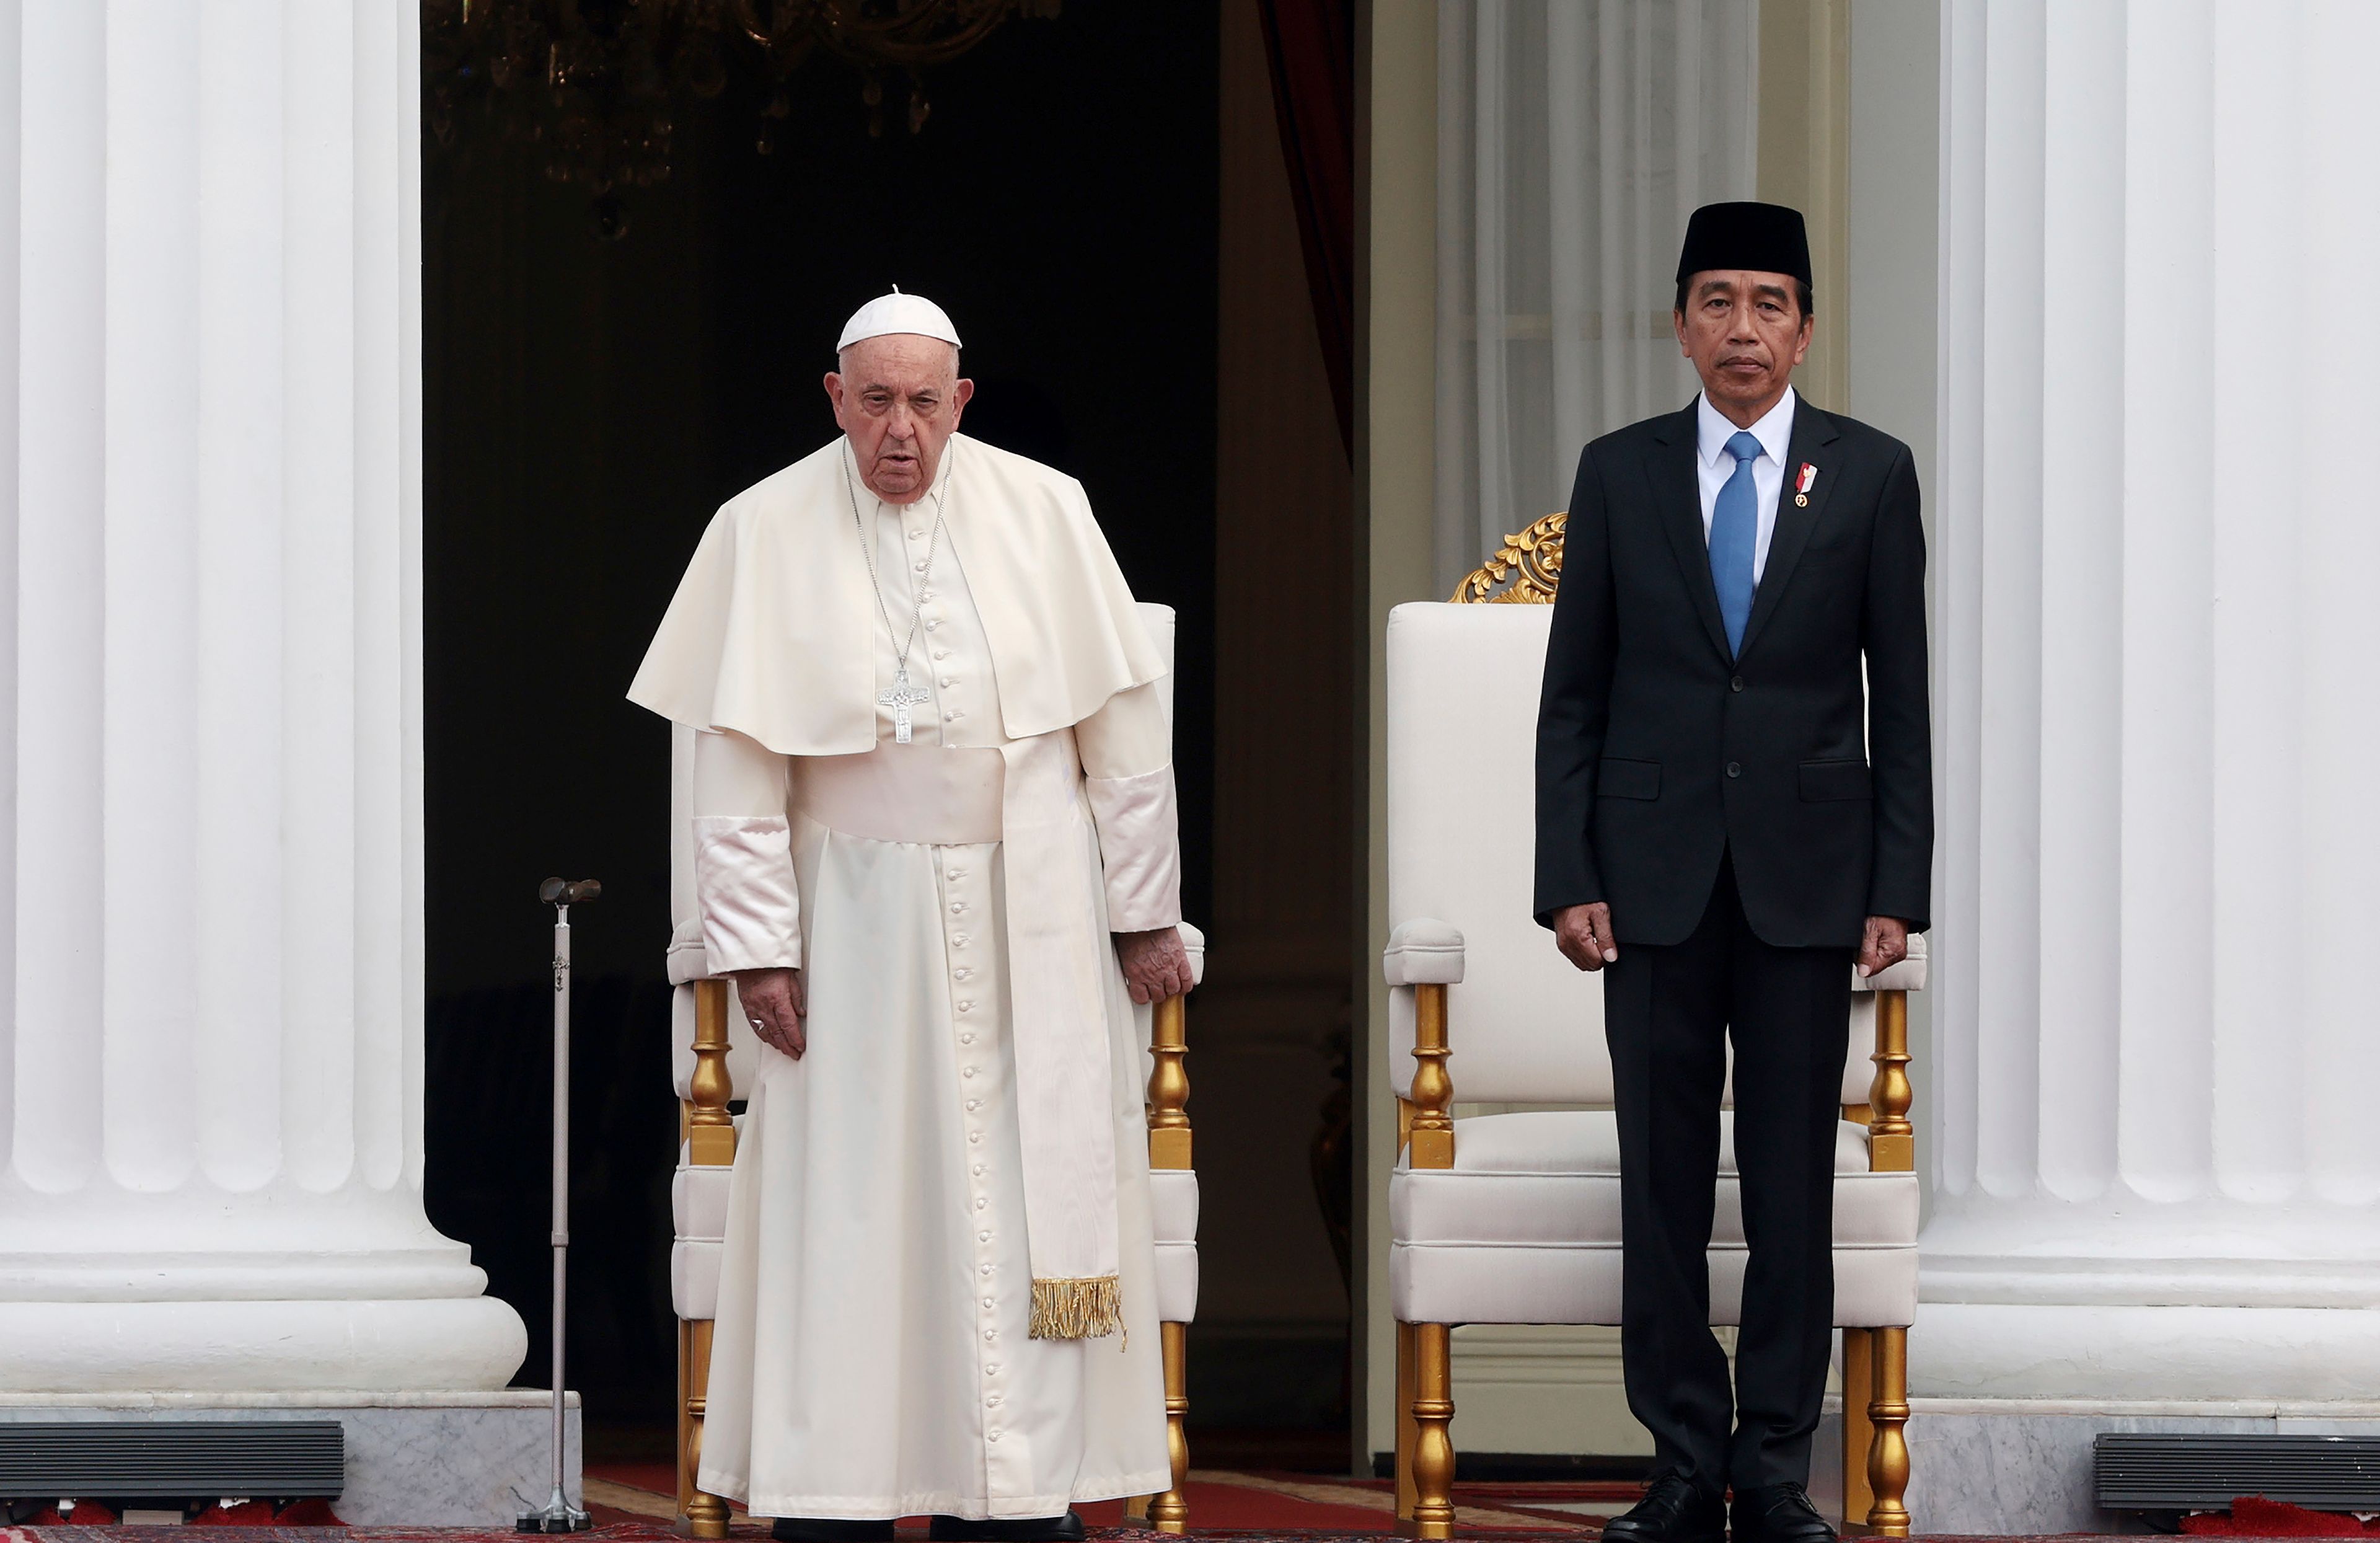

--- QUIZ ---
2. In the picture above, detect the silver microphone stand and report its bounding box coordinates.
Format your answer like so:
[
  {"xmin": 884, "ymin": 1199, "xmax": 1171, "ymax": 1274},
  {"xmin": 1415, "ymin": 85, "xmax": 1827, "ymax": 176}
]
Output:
[{"xmin": 519, "ymin": 877, "xmax": 601, "ymax": 1534}]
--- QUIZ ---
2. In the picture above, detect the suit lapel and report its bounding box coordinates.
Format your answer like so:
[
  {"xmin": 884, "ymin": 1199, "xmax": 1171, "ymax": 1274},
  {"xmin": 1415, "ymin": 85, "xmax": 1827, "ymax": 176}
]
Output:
[
  {"xmin": 1646, "ymin": 403, "xmax": 1732, "ymax": 663},
  {"xmin": 1737, "ymin": 401, "xmax": 1842, "ymax": 660}
]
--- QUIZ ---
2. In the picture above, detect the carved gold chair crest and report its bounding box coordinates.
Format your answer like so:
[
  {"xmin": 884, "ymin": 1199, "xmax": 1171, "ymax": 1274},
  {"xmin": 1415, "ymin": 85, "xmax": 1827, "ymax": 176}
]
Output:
[{"xmin": 1450, "ymin": 511, "xmax": 1567, "ymax": 604}]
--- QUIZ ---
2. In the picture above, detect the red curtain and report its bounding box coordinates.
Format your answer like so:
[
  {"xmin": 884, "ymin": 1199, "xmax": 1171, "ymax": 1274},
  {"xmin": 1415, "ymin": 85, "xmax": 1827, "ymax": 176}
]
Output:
[{"xmin": 1257, "ymin": 0, "xmax": 1355, "ymax": 461}]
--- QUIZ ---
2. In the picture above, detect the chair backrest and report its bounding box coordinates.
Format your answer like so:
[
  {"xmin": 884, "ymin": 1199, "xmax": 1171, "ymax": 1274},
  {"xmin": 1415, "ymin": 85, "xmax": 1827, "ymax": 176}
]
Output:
[
  {"xmin": 669, "ymin": 601, "xmax": 1183, "ymax": 1100},
  {"xmin": 1385, "ymin": 601, "xmax": 1874, "ymax": 1108}
]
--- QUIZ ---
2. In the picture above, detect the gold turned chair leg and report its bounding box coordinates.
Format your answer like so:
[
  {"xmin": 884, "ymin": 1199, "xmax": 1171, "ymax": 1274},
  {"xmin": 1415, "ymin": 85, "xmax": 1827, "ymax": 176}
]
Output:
[
  {"xmin": 1148, "ymin": 1320, "xmax": 1191, "ymax": 1533},
  {"xmin": 1394, "ymin": 1320, "xmax": 1419, "ymax": 1519},
  {"xmin": 1404, "ymin": 1323, "xmax": 1455, "ymax": 1541},
  {"xmin": 1866, "ymin": 1325, "xmax": 1911, "ymax": 1536},
  {"xmin": 1841, "ymin": 1326, "xmax": 1876, "ymax": 1525},
  {"xmin": 684, "ymin": 1317, "xmax": 730, "ymax": 1537}
]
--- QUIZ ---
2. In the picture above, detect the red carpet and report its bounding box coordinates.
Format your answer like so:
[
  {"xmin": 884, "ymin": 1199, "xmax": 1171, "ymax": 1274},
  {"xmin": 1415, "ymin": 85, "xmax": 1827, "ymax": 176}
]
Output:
[{"xmin": 2182, "ymin": 1497, "xmax": 2380, "ymax": 1536}]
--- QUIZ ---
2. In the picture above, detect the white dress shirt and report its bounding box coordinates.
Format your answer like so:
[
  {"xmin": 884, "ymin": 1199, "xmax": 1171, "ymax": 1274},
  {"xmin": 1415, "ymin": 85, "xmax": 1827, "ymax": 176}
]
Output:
[{"xmin": 1695, "ymin": 386, "xmax": 1797, "ymax": 585}]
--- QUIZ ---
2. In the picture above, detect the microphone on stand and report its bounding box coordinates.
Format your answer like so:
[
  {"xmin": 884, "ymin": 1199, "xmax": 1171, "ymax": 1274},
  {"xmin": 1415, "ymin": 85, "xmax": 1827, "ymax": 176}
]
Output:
[{"xmin": 520, "ymin": 878, "xmax": 600, "ymax": 1535}]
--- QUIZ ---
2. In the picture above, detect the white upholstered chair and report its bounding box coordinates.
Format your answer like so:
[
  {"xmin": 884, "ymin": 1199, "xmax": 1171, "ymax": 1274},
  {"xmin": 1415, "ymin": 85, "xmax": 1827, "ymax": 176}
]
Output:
[
  {"xmin": 1384, "ymin": 577, "xmax": 1924, "ymax": 1541},
  {"xmin": 666, "ymin": 602, "xmax": 1202, "ymax": 1537}
]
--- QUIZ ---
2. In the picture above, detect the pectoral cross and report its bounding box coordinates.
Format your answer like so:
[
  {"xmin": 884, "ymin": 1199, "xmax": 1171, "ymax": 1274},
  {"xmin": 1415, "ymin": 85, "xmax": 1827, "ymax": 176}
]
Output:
[{"xmin": 879, "ymin": 669, "xmax": 931, "ymax": 744}]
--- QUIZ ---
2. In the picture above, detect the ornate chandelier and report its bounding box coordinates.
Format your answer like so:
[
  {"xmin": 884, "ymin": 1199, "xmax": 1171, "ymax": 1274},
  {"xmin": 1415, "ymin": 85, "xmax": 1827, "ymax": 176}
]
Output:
[{"xmin": 423, "ymin": 0, "xmax": 1060, "ymax": 232}]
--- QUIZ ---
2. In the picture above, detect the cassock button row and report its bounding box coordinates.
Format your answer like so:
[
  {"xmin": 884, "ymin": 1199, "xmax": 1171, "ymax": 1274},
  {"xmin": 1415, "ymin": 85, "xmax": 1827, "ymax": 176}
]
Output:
[
  {"xmin": 948, "ymin": 868, "xmax": 964, "ymax": 880},
  {"xmin": 1727, "ymin": 762, "xmax": 1742, "ymax": 778},
  {"xmin": 954, "ymin": 934, "xmax": 969, "ymax": 947},
  {"xmin": 987, "ymin": 1431, "xmax": 1001, "ymax": 1443},
  {"xmin": 940, "ymin": 677, "xmax": 954, "ymax": 689},
  {"xmin": 986, "ymin": 1363, "xmax": 1000, "ymax": 1374},
  {"xmin": 987, "ymin": 1394, "xmax": 1001, "ymax": 1407},
  {"xmin": 945, "ymin": 710, "xmax": 963, "ymax": 722},
  {"xmin": 979, "ymin": 1231, "xmax": 990, "ymax": 1243},
  {"xmin": 963, "ymin": 1067, "xmax": 977, "ymax": 1079},
  {"xmin": 934, "ymin": 648, "xmax": 950, "ymax": 660},
  {"xmin": 982, "ymin": 1296, "xmax": 995, "ymax": 1309},
  {"xmin": 955, "ymin": 967, "xmax": 973, "ymax": 980},
  {"xmin": 984, "ymin": 1330, "xmax": 997, "ymax": 1342},
  {"xmin": 972, "ymin": 1163, "xmax": 984, "ymax": 1175},
  {"xmin": 981, "ymin": 1263, "xmax": 993, "ymax": 1276},
  {"xmin": 959, "ymin": 1001, "xmax": 974, "ymax": 1012},
  {"xmin": 951, "ymin": 901, "xmax": 967, "ymax": 914},
  {"xmin": 925, "ymin": 620, "xmax": 939, "ymax": 630},
  {"xmin": 961, "ymin": 1033, "xmax": 976, "ymax": 1044},
  {"xmin": 966, "ymin": 1099, "xmax": 981, "ymax": 1111},
  {"xmin": 976, "ymin": 1197, "xmax": 988, "ymax": 1210},
  {"xmin": 920, "ymin": 590, "xmax": 935, "ymax": 601},
  {"xmin": 969, "ymin": 1130, "xmax": 981, "ymax": 1142},
  {"xmin": 913, "ymin": 562, "xmax": 927, "ymax": 573}
]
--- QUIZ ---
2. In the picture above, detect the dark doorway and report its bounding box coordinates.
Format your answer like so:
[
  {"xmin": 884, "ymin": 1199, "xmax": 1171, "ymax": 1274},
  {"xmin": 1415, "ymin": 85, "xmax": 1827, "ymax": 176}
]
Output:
[{"xmin": 418, "ymin": 1, "xmax": 1350, "ymax": 1477}]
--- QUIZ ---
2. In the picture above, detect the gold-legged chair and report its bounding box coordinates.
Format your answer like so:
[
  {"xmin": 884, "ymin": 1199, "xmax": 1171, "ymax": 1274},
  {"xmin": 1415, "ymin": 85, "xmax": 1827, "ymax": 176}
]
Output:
[
  {"xmin": 668, "ymin": 604, "xmax": 1201, "ymax": 1537},
  {"xmin": 1380, "ymin": 526, "xmax": 1924, "ymax": 1539}
]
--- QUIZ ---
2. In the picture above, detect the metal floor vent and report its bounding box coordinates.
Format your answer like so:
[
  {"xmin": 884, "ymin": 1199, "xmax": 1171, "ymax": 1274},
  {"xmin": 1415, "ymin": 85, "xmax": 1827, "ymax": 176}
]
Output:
[
  {"xmin": 0, "ymin": 1421, "xmax": 344, "ymax": 1498},
  {"xmin": 2097, "ymin": 1433, "xmax": 2380, "ymax": 1511}
]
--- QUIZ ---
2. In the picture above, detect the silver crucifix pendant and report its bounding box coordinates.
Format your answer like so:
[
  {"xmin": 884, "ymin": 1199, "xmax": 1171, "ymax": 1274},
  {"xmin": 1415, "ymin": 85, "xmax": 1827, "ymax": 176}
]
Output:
[{"xmin": 879, "ymin": 669, "xmax": 931, "ymax": 744}]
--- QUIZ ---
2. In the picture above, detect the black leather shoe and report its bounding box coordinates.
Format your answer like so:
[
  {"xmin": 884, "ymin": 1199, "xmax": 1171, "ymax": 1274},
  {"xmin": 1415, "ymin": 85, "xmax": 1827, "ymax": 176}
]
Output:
[
  {"xmin": 1603, "ymin": 1472, "xmax": 1726, "ymax": 1543},
  {"xmin": 771, "ymin": 1521, "xmax": 896, "ymax": 1543},
  {"xmin": 927, "ymin": 1513, "xmax": 1085, "ymax": 1543},
  {"xmin": 1730, "ymin": 1482, "xmax": 1837, "ymax": 1543}
]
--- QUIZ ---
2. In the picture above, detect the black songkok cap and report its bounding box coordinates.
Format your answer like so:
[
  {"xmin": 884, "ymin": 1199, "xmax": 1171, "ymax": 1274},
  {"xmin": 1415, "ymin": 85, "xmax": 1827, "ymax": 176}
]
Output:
[{"xmin": 1675, "ymin": 201, "xmax": 1813, "ymax": 286}]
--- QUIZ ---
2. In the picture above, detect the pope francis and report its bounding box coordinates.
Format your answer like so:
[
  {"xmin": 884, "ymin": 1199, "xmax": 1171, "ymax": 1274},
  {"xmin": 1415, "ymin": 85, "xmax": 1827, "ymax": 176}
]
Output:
[{"xmin": 629, "ymin": 292, "xmax": 1188, "ymax": 1543}]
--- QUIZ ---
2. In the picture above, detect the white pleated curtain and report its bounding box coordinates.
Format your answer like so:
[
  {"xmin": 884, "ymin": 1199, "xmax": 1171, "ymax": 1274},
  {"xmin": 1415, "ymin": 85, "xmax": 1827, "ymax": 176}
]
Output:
[{"xmin": 1435, "ymin": 1, "xmax": 1759, "ymax": 594}]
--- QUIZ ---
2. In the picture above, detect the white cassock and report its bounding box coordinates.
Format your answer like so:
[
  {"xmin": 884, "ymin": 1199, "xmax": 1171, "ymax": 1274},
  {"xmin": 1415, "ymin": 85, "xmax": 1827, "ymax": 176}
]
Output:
[{"xmin": 629, "ymin": 433, "xmax": 1176, "ymax": 1520}]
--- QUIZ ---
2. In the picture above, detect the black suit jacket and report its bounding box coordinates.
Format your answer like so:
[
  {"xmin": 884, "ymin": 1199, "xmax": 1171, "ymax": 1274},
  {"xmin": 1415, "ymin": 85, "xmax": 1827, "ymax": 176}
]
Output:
[{"xmin": 1532, "ymin": 398, "xmax": 1932, "ymax": 948}]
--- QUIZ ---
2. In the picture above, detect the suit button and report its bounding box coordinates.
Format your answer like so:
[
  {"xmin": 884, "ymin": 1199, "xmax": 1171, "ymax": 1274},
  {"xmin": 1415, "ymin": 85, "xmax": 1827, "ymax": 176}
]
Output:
[
  {"xmin": 1726, "ymin": 762, "xmax": 1742, "ymax": 779},
  {"xmin": 1730, "ymin": 676, "xmax": 1745, "ymax": 692}
]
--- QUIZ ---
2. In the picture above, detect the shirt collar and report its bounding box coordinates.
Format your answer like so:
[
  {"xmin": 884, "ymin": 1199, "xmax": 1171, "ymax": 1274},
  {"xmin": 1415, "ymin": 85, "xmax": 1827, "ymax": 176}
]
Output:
[{"xmin": 1696, "ymin": 386, "xmax": 1797, "ymax": 469}]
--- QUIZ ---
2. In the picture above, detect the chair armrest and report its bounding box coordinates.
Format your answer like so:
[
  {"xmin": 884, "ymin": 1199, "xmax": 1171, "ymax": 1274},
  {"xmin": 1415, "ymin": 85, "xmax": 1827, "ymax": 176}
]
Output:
[
  {"xmin": 1385, "ymin": 919, "xmax": 1465, "ymax": 985},
  {"xmin": 1177, "ymin": 921, "xmax": 1206, "ymax": 990},
  {"xmin": 666, "ymin": 918, "xmax": 710, "ymax": 985},
  {"xmin": 1853, "ymin": 929, "xmax": 1928, "ymax": 992}
]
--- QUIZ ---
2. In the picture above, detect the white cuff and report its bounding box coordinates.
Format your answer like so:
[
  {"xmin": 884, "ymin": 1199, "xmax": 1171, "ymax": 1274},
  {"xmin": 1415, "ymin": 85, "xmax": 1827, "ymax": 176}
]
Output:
[
  {"xmin": 692, "ymin": 816, "xmax": 802, "ymax": 973},
  {"xmin": 1083, "ymin": 764, "xmax": 1181, "ymax": 933}
]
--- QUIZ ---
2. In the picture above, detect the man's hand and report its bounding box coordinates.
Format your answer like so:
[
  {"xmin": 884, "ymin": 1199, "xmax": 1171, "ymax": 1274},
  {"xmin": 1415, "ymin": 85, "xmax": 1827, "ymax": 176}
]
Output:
[
  {"xmin": 1553, "ymin": 902, "xmax": 1620, "ymax": 972},
  {"xmin": 1858, "ymin": 916, "xmax": 1911, "ymax": 979},
  {"xmin": 729, "ymin": 966, "xmax": 808, "ymax": 1059},
  {"xmin": 1117, "ymin": 926, "xmax": 1190, "ymax": 1006}
]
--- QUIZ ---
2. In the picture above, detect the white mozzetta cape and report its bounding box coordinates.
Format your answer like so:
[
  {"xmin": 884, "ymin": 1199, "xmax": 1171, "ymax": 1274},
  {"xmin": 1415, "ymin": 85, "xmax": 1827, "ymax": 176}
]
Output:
[
  {"xmin": 629, "ymin": 433, "xmax": 1165, "ymax": 754},
  {"xmin": 630, "ymin": 433, "xmax": 1170, "ymax": 1338}
]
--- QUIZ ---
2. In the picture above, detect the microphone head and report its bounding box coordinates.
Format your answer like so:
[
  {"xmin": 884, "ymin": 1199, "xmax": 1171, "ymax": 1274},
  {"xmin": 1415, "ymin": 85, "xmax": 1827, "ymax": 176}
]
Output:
[{"xmin": 538, "ymin": 877, "xmax": 568, "ymax": 905}]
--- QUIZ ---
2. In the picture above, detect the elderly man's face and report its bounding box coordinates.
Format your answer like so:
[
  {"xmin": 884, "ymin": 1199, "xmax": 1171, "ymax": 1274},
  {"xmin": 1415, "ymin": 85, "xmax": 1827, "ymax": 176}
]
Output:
[
  {"xmin": 1673, "ymin": 269, "xmax": 1812, "ymax": 426},
  {"xmin": 824, "ymin": 334, "xmax": 974, "ymax": 504}
]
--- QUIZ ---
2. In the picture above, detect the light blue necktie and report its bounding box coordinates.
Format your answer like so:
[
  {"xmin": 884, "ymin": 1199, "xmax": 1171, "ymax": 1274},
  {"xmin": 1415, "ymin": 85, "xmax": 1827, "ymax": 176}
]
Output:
[{"xmin": 1709, "ymin": 430, "xmax": 1762, "ymax": 656}]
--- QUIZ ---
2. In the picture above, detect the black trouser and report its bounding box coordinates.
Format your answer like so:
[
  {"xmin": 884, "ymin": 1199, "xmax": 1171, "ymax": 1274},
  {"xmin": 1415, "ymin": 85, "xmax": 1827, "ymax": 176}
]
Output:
[{"xmin": 1602, "ymin": 851, "xmax": 1853, "ymax": 1493}]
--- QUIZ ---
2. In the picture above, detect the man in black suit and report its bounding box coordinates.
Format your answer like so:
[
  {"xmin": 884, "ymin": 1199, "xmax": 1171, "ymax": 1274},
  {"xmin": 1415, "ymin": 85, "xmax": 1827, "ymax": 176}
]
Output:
[{"xmin": 1533, "ymin": 203, "xmax": 1931, "ymax": 1543}]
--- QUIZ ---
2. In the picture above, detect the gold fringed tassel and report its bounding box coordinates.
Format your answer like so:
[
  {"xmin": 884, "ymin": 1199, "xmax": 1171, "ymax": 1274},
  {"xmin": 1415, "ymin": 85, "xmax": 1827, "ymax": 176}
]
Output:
[{"xmin": 1029, "ymin": 1275, "xmax": 1123, "ymax": 1340}]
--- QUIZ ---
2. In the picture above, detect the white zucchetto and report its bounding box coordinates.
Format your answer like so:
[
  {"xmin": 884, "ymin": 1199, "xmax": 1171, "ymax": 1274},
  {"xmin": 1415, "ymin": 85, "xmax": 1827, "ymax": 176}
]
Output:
[{"xmin": 837, "ymin": 287, "xmax": 963, "ymax": 352}]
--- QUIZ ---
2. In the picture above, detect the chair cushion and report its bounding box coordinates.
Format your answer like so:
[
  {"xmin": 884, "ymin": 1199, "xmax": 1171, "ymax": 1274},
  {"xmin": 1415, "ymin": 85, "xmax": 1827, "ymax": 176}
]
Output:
[
  {"xmin": 1390, "ymin": 1239, "xmax": 1916, "ymax": 1329},
  {"xmin": 672, "ymin": 1239, "xmax": 723, "ymax": 1321},
  {"xmin": 674, "ymin": 1163, "xmax": 731, "ymax": 1242},
  {"xmin": 1155, "ymin": 1242, "xmax": 1199, "ymax": 1324},
  {"xmin": 1150, "ymin": 1169, "xmax": 1198, "ymax": 1245},
  {"xmin": 1388, "ymin": 1110, "xmax": 1917, "ymax": 1329}
]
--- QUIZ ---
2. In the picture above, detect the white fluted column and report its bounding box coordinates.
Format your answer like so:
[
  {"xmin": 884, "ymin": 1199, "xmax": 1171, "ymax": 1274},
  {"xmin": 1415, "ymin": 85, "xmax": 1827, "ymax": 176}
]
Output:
[
  {"xmin": 0, "ymin": 1, "xmax": 524, "ymax": 1391},
  {"xmin": 1919, "ymin": 0, "xmax": 2380, "ymax": 1399}
]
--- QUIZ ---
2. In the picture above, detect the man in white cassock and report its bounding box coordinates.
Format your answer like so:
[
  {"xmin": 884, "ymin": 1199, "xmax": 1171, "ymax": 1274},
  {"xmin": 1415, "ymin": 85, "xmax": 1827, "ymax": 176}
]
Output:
[{"xmin": 628, "ymin": 291, "xmax": 1188, "ymax": 1543}]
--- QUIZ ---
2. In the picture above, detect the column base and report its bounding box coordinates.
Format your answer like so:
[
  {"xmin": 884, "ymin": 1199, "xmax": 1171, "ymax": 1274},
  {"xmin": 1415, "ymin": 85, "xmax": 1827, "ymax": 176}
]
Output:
[
  {"xmin": 0, "ymin": 1298, "xmax": 527, "ymax": 1393},
  {"xmin": 0, "ymin": 1391, "xmax": 578, "ymax": 1526},
  {"xmin": 1913, "ymin": 1303, "xmax": 2380, "ymax": 1400},
  {"xmin": 1872, "ymin": 1395, "xmax": 2380, "ymax": 1536}
]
